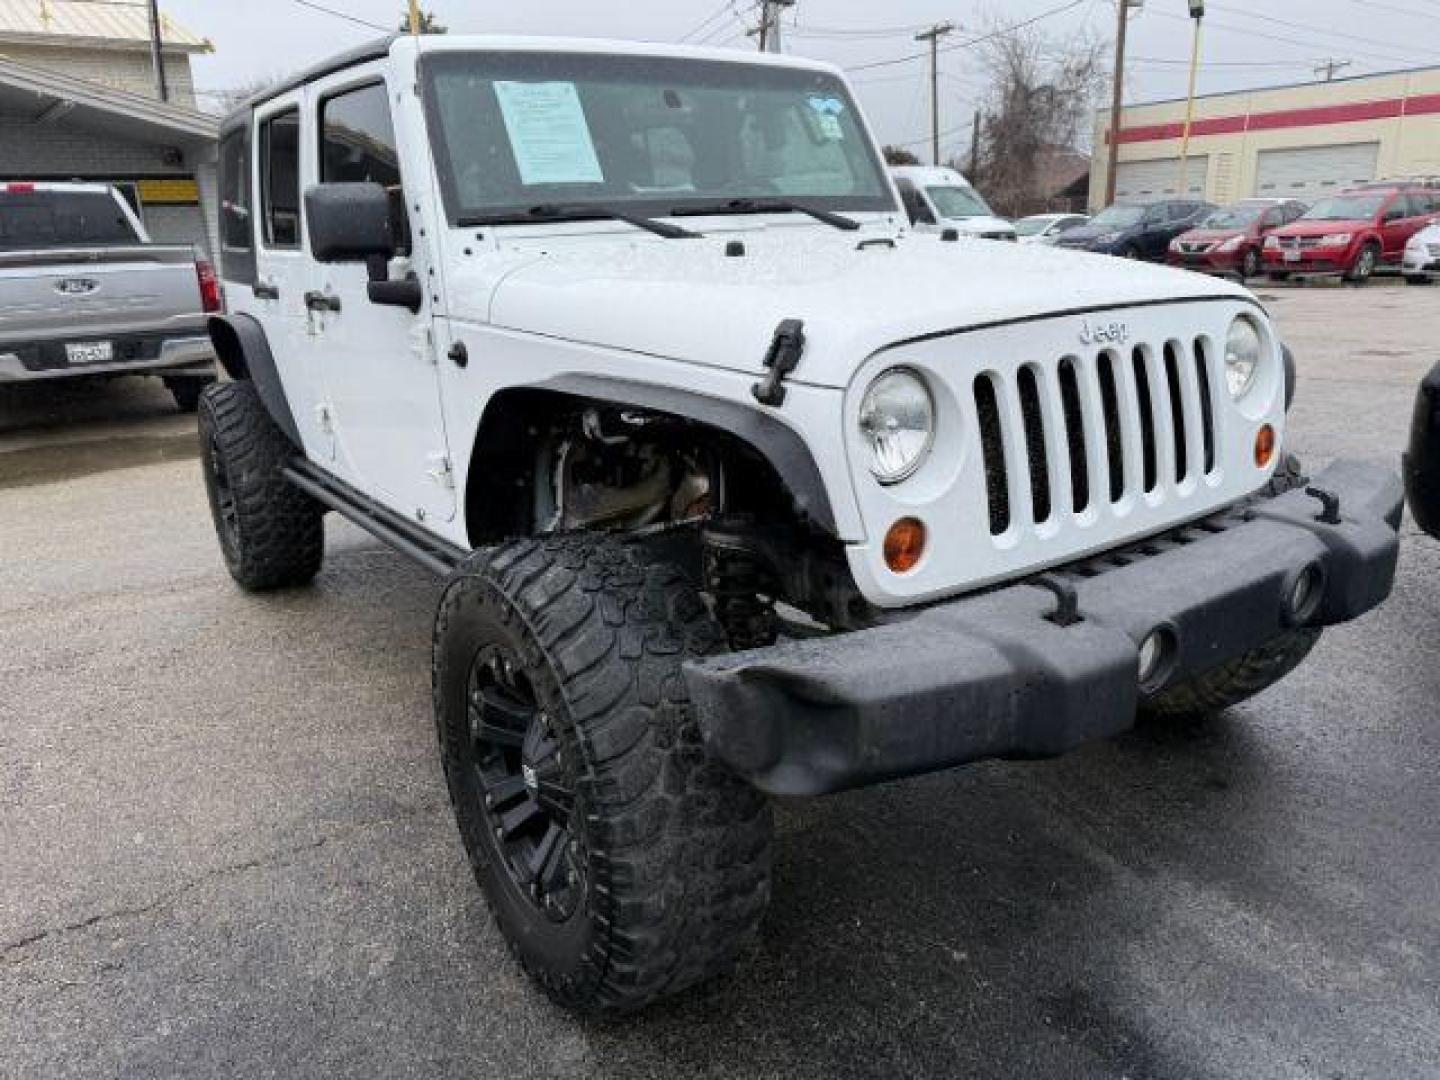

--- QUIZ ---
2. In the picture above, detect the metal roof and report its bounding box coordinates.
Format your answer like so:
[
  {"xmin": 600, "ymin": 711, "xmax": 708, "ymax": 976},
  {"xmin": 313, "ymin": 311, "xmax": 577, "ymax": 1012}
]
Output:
[{"xmin": 0, "ymin": 0, "xmax": 210, "ymax": 53}]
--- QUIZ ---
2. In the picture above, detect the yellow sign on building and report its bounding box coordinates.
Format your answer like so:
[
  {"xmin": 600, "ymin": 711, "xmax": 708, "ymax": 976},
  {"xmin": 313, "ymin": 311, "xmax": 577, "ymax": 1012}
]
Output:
[{"xmin": 137, "ymin": 178, "xmax": 200, "ymax": 205}]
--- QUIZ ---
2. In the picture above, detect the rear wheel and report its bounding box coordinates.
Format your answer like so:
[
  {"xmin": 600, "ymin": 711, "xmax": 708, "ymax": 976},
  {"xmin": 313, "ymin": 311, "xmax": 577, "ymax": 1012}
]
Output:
[
  {"xmin": 433, "ymin": 535, "xmax": 772, "ymax": 1015},
  {"xmin": 198, "ymin": 381, "xmax": 324, "ymax": 591},
  {"xmin": 1345, "ymin": 242, "xmax": 1380, "ymax": 283}
]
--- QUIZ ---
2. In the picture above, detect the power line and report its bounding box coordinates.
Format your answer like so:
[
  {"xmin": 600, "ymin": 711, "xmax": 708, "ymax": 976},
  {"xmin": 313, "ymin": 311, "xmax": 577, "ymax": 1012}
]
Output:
[
  {"xmin": 289, "ymin": 0, "xmax": 388, "ymax": 33},
  {"xmin": 1146, "ymin": 5, "xmax": 1433, "ymax": 71},
  {"xmin": 845, "ymin": 0, "xmax": 1089, "ymax": 74},
  {"xmin": 678, "ymin": 1, "xmax": 736, "ymax": 44},
  {"xmin": 1206, "ymin": 1, "xmax": 1437, "ymax": 64}
]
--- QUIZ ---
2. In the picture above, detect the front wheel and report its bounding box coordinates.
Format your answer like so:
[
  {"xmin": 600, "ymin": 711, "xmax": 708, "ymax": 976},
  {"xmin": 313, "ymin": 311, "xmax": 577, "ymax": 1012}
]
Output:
[
  {"xmin": 433, "ymin": 536, "xmax": 772, "ymax": 1015},
  {"xmin": 1345, "ymin": 242, "xmax": 1380, "ymax": 283},
  {"xmin": 1239, "ymin": 247, "xmax": 1262, "ymax": 280},
  {"xmin": 1141, "ymin": 628, "xmax": 1322, "ymax": 720}
]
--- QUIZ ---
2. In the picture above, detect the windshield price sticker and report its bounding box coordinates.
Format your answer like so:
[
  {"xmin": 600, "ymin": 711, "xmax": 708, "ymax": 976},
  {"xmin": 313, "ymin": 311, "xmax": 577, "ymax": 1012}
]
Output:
[{"xmin": 494, "ymin": 81, "xmax": 605, "ymax": 186}]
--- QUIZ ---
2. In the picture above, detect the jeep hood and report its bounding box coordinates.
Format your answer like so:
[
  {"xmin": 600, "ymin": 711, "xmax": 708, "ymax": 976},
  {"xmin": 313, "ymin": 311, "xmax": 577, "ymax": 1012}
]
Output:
[{"xmin": 467, "ymin": 232, "xmax": 1249, "ymax": 389}]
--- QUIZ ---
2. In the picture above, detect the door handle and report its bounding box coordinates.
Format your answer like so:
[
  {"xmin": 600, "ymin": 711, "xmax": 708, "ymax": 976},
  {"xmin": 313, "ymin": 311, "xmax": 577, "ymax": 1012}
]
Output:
[
  {"xmin": 253, "ymin": 281, "xmax": 280, "ymax": 300},
  {"xmin": 304, "ymin": 290, "xmax": 342, "ymax": 313}
]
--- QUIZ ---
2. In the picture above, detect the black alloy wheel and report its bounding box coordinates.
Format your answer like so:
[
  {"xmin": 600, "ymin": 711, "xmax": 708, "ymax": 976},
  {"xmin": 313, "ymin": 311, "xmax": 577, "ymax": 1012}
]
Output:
[{"xmin": 464, "ymin": 643, "xmax": 584, "ymax": 923}]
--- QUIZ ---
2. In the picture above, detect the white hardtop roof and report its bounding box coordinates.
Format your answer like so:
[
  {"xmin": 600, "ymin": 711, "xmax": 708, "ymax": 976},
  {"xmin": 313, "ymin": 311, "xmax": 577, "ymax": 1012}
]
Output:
[{"xmin": 395, "ymin": 33, "xmax": 846, "ymax": 77}]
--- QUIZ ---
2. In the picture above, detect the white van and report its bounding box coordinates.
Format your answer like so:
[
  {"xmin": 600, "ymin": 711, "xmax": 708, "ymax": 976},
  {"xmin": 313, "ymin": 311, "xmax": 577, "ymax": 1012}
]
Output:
[{"xmin": 890, "ymin": 165, "xmax": 1016, "ymax": 240}]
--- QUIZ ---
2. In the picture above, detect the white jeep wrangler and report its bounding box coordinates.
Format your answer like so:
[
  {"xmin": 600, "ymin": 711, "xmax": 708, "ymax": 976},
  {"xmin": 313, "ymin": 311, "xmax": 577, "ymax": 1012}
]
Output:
[{"xmin": 200, "ymin": 34, "xmax": 1403, "ymax": 1014}]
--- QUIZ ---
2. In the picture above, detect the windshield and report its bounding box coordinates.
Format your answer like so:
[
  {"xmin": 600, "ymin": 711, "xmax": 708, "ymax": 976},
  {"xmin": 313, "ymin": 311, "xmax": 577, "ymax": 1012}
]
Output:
[
  {"xmin": 1199, "ymin": 204, "xmax": 1265, "ymax": 229},
  {"xmin": 1302, "ymin": 195, "xmax": 1385, "ymax": 222},
  {"xmin": 1089, "ymin": 205, "xmax": 1146, "ymax": 229},
  {"xmin": 925, "ymin": 185, "xmax": 993, "ymax": 219},
  {"xmin": 420, "ymin": 52, "xmax": 894, "ymax": 225},
  {"xmin": 0, "ymin": 190, "xmax": 139, "ymax": 249}
]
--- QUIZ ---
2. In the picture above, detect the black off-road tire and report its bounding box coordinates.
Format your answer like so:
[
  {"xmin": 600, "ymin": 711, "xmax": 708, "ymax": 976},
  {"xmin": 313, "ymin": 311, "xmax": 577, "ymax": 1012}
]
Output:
[
  {"xmin": 433, "ymin": 535, "xmax": 772, "ymax": 1015},
  {"xmin": 165, "ymin": 376, "xmax": 212, "ymax": 413},
  {"xmin": 1141, "ymin": 628, "xmax": 1322, "ymax": 720},
  {"xmin": 198, "ymin": 381, "xmax": 324, "ymax": 591}
]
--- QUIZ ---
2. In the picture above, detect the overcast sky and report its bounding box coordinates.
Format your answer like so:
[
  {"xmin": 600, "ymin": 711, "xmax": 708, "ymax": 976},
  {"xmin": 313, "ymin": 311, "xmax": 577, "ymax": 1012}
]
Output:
[{"xmin": 166, "ymin": 0, "xmax": 1440, "ymax": 160}]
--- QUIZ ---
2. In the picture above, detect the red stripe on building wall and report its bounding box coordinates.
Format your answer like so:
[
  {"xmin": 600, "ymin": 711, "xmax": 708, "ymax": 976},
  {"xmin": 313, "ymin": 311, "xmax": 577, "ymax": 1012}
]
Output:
[{"xmin": 1112, "ymin": 92, "xmax": 1436, "ymax": 144}]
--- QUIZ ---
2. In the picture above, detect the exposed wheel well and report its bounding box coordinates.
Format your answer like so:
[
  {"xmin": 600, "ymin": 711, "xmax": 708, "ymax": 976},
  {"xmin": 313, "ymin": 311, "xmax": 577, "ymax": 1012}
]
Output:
[{"xmin": 463, "ymin": 387, "xmax": 813, "ymax": 547}]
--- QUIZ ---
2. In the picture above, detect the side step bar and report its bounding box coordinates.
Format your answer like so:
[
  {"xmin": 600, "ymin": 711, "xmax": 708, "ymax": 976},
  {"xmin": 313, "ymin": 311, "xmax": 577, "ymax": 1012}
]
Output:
[{"xmin": 281, "ymin": 459, "xmax": 467, "ymax": 577}]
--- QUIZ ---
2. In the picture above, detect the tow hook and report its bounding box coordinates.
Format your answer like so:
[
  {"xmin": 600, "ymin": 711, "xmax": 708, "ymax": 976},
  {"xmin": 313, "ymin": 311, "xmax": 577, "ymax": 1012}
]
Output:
[
  {"xmin": 1034, "ymin": 575, "xmax": 1083, "ymax": 627},
  {"xmin": 1306, "ymin": 486, "xmax": 1343, "ymax": 525},
  {"xmin": 752, "ymin": 319, "xmax": 806, "ymax": 408}
]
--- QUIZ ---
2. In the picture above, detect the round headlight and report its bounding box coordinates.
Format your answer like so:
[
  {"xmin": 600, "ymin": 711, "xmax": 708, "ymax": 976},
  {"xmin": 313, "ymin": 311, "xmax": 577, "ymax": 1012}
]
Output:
[
  {"xmin": 859, "ymin": 368, "xmax": 935, "ymax": 484},
  {"xmin": 1225, "ymin": 315, "xmax": 1263, "ymax": 399}
]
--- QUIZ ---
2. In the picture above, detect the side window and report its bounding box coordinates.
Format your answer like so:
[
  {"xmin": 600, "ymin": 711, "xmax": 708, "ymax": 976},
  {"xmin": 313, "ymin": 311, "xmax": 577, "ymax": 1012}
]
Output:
[
  {"xmin": 320, "ymin": 81, "xmax": 408, "ymax": 254},
  {"xmin": 218, "ymin": 125, "xmax": 256, "ymax": 282},
  {"xmin": 1261, "ymin": 208, "xmax": 1283, "ymax": 229},
  {"xmin": 259, "ymin": 108, "xmax": 302, "ymax": 249},
  {"xmin": 1382, "ymin": 196, "xmax": 1408, "ymax": 223}
]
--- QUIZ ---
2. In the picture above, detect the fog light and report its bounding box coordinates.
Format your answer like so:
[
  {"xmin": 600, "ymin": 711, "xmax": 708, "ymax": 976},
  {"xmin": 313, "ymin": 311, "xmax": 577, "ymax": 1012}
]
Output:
[
  {"xmin": 1255, "ymin": 424, "xmax": 1276, "ymax": 468},
  {"xmin": 884, "ymin": 517, "xmax": 927, "ymax": 574},
  {"xmin": 1138, "ymin": 627, "xmax": 1176, "ymax": 689},
  {"xmin": 1286, "ymin": 563, "xmax": 1324, "ymax": 625}
]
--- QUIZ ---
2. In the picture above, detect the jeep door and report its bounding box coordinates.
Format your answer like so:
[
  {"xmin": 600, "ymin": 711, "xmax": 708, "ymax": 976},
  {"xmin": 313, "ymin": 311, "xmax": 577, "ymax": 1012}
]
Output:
[
  {"xmin": 304, "ymin": 68, "xmax": 456, "ymax": 524},
  {"xmin": 252, "ymin": 95, "xmax": 333, "ymax": 459}
]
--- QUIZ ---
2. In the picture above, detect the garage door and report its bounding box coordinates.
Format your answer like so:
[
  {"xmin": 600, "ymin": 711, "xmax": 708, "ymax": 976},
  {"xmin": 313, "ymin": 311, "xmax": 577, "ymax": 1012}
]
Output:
[
  {"xmin": 1254, "ymin": 143, "xmax": 1379, "ymax": 201},
  {"xmin": 1115, "ymin": 156, "xmax": 1209, "ymax": 202}
]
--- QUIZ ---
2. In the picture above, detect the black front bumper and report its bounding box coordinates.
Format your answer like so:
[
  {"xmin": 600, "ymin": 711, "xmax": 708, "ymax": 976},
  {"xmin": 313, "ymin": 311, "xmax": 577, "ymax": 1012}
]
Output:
[
  {"xmin": 1405, "ymin": 361, "xmax": 1440, "ymax": 538},
  {"xmin": 685, "ymin": 461, "xmax": 1402, "ymax": 797}
]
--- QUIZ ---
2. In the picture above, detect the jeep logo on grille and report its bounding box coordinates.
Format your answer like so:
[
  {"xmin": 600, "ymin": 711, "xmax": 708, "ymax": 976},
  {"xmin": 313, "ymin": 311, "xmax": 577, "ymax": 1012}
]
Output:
[
  {"xmin": 1079, "ymin": 319, "xmax": 1130, "ymax": 346},
  {"xmin": 54, "ymin": 277, "xmax": 99, "ymax": 296}
]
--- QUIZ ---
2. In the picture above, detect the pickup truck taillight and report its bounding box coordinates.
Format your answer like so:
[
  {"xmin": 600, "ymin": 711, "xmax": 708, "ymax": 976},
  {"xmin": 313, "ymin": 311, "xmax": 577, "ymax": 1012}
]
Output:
[{"xmin": 196, "ymin": 258, "xmax": 222, "ymax": 314}]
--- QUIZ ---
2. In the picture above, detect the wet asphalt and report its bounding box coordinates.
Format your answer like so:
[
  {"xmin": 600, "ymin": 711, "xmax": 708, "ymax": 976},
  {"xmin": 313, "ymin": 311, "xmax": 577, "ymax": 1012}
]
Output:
[{"xmin": 2, "ymin": 284, "xmax": 1439, "ymax": 1079}]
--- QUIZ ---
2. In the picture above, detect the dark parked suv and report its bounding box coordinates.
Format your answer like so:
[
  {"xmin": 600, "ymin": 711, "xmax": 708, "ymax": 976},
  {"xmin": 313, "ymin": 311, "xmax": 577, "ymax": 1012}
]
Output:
[{"xmin": 1054, "ymin": 199, "xmax": 1215, "ymax": 261}]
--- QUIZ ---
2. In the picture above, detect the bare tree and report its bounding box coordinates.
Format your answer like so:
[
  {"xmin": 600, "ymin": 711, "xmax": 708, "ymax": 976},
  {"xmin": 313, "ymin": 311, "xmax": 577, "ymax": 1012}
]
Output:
[
  {"xmin": 399, "ymin": 7, "xmax": 447, "ymax": 33},
  {"xmin": 882, "ymin": 145, "xmax": 922, "ymax": 167},
  {"xmin": 210, "ymin": 76, "xmax": 280, "ymax": 115},
  {"xmin": 971, "ymin": 26, "xmax": 1106, "ymax": 217}
]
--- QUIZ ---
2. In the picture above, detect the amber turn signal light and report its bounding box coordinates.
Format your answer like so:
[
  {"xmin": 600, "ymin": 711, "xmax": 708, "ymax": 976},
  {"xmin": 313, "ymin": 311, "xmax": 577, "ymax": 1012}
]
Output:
[
  {"xmin": 884, "ymin": 517, "xmax": 927, "ymax": 574},
  {"xmin": 1255, "ymin": 424, "xmax": 1276, "ymax": 469}
]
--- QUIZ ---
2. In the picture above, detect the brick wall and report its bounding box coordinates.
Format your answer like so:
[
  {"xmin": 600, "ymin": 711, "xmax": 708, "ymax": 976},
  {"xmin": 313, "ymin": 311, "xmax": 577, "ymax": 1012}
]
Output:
[{"xmin": 0, "ymin": 42, "xmax": 195, "ymax": 105}]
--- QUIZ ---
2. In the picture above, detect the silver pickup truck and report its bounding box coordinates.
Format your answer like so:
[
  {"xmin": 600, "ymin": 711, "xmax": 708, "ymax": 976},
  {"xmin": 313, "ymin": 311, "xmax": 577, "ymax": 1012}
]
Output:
[{"xmin": 0, "ymin": 182, "xmax": 219, "ymax": 411}]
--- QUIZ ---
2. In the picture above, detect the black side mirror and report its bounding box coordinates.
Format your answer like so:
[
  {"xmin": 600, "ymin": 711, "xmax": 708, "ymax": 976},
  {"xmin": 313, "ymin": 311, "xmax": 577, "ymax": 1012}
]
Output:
[
  {"xmin": 305, "ymin": 182, "xmax": 422, "ymax": 312},
  {"xmin": 305, "ymin": 182, "xmax": 395, "ymax": 263}
]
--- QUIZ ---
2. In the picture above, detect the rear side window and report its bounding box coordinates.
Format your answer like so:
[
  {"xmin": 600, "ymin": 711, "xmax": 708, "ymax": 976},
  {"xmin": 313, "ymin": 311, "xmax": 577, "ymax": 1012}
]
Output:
[
  {"xmin": 219, "ymin": 124, "xmax": 257, "ymax": 282},
  {"xmin": 0, "ymin": 190, "xmax": 139, "ymax": 249},
  {"xmin": 320, "ymin": 80, "xmax": 409, "ymax": 253},
  {"xmin": 260, "ymin": 109, "xmax": 302, "ymax": 249}
]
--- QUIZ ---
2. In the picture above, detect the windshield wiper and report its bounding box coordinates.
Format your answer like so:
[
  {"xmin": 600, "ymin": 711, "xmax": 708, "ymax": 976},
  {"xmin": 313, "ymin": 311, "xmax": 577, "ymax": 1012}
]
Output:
[
  {"xmin": 673, "ymin": 198, "xmax": 862, "ymax": 232},
  {"xmin": 519, "ymin": 203, "xmax": 702, "ymax": 240}
]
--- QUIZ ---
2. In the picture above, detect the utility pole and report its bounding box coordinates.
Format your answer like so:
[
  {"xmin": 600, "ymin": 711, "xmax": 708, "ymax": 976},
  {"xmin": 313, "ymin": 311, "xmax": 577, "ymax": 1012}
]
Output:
[
  {"xmin": 408, "ymin": 0, "xmax": 422, "ymax": 35},
  {"xmin": 1103, "ymin": 0, "xmax": 1140, "ymax": 207},
  {"xmin": 915, "ymin": 22, "xmax": 956, "ymax": 166},
  {"xmin": 1177, "ymin": 1, "xmax": 1205, "ymax": 198},
  {"xmin": 146, "ymin": 0, "xmax": 169, "ymax": 103},
  {"xmin": 755, "ymin": 0, "xmax": 796, "ymax": 53},
  {"xmin": 969, "ymin": 108, "xmax": 982, "ymax": 178},
  {"xmin": 1314, "ymin": 58, "xmax": 1351, "ymax": 82}
]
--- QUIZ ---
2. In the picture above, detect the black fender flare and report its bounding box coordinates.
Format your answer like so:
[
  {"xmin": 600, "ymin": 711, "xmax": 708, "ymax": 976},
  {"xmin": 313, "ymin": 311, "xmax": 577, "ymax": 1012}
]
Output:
[
  {"xmin": 529, "ymin": 375, "xmax": 840, "ymax": 536},
  {"xmin": 207, "ymin": 314, "xmax": 303, "ymax": 448}
]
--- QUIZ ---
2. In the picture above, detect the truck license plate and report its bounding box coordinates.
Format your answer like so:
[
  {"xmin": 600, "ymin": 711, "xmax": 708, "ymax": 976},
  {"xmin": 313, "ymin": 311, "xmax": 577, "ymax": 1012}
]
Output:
[
  {"xmin": 1284, "ymin": 250, "xmax": 1302, "ymax": 263},
  {"xmin": 65, "ymin": 341, "xmax": 113, "ymax": 365}
]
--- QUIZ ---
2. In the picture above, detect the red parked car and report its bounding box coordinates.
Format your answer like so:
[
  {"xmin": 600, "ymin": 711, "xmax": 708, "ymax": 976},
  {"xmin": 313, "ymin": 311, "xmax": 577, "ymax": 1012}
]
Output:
[
  {"xmin": 1262, "ymin": 186, "xmax": 1440, "ymax": 282},
  {"xmin": 1168, "ymin": 198, "xmax": 1307, "ymax": 279}
]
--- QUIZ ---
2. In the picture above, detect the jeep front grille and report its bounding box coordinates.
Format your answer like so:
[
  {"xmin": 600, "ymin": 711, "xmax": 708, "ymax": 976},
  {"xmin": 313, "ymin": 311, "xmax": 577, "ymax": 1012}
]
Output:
[{"xmin": 972, "ymin": 340, "xmax": 1218, "ymax": 537}]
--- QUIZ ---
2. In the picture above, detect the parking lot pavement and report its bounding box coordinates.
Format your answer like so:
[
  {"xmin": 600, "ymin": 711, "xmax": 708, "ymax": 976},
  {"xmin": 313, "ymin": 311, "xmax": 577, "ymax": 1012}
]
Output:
[{"xmin": 3, "ymin": 285, "xmax": 1440, "ymax": 1080}]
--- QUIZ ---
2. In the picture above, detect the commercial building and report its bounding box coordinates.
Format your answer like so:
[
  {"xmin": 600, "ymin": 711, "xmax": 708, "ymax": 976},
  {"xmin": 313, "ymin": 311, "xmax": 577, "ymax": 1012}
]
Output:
[
  {"xmin": 0, "ymin": 1, "xmax": 219, "ymax": 254},
  {"xmin": 1091, "ymin": 65, "xmax": 1440, "ymax": 209}
]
